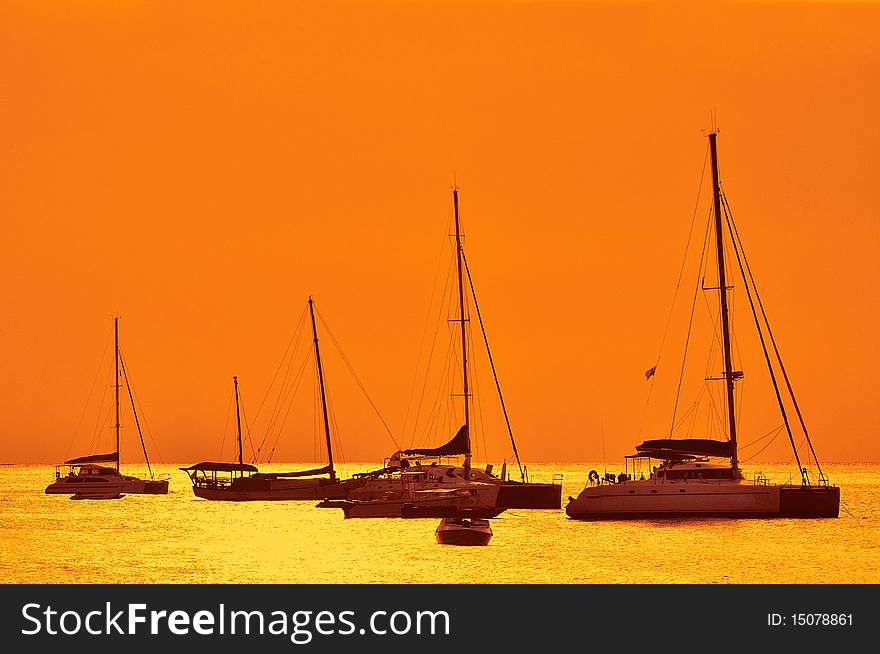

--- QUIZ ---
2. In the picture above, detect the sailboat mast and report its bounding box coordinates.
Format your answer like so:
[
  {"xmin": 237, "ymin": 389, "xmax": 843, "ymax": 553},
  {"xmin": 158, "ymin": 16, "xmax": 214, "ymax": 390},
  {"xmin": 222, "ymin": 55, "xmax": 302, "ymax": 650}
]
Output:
[
  {"xmin": 114, "ymin": 317, "xmax": 121, "ymax": 471},
  {"xmin": 233, "ymin": 376, "xmax": 243, "ymax": 466},
  {"xmin": 709, "ymin": 132, "xmax": 739, "ymax": 470},
  {"xmin": 309, "ymin": 297, "xmax": 336, "ymax": 481},
  {"xmin": 453, "ymin": 188, "xmax": 472, "ymax": 480}
]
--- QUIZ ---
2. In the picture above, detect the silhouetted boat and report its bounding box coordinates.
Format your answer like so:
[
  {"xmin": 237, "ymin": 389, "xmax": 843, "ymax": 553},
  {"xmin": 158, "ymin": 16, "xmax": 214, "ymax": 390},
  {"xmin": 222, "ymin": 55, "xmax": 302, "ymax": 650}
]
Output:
[
  {"xmin": 317, "ymin": 475, "xmax": 502, "ymax": 518},
  {"xmin": 181, "ymin": 298, "xmax": 359, "ymax": 500},
  {"xmin": 435, "ymin": 517, "xmax": 493, "ymax": 546},
  {"xmin": 348, "ymin": 188, "xmax": 562, "ymax": 509},
  {"xmin": 46, "ymin": 318, "xmax": 169, "ymax": 496},
  {"xmin": 566, "ymin": 131, "xmax": 839, "ymax": 520}
]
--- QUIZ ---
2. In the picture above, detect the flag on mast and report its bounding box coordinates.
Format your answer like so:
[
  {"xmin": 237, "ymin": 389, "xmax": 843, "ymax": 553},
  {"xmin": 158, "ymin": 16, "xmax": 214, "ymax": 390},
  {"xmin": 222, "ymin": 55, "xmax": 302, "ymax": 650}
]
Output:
[{"xmin": 645, "ymin": 365, "xmax": 657, "ymax": 380}]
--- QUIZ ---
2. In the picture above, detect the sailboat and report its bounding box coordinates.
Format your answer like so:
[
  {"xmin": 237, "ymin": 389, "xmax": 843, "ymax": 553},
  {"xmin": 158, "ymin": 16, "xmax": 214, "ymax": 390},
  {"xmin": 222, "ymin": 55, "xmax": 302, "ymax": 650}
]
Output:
[
  {"xmin": 344, "ymin": 188, "xmax": 562, "ymax": 510},
  {"xmin": 45, "ymin": 318, "xmax": 169, "ymax": 496},
  {"xmin": 180, "ymin": 298, "xmax": 359, "ymax": 501},
  {"xmin": 566, "ymin": 131, "xmax": 840, "ymax": 520}
]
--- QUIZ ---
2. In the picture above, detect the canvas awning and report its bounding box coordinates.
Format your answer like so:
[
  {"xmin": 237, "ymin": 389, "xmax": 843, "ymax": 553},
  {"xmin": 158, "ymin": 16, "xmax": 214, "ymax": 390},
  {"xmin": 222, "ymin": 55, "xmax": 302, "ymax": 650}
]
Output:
[{"xmin": 179, "ymin": 461, "xmax": 259, "ymax": 473}]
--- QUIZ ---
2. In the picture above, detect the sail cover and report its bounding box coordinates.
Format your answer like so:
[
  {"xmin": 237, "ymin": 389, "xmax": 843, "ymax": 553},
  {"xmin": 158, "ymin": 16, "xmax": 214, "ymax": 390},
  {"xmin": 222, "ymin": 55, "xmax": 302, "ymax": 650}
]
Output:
[
  {"xmin": 64, "ymin": 452, "xmax": 119, "ymax": 465},
  {"xmin": 403, "ymin": 425, "xmax": 470, "ymax": 457},
  {"xmin": 253, "ymin": 465, "xmax": 333, "ymax": 479},
  {"xmin": 635, "ymin": 439, "xmax": 733, "ymax": 459}
]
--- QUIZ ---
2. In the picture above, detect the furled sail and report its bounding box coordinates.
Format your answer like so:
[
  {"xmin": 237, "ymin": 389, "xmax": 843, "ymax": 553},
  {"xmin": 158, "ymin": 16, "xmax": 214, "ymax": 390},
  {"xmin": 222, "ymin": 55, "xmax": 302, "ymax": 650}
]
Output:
[
  {"xmin": 64, "ymin": 452, "xmax": 119, "ymax": 465},
  {"xmin": 403, "ymin": 425, "xmax": 470, "ymax": 457},
  {"xmin": 252, "ymin": 465, "xmax": 333, "ymax": 479},
  {"xmin": 635, "ymin": 438, "xmax": 733, "ymax": 459}
]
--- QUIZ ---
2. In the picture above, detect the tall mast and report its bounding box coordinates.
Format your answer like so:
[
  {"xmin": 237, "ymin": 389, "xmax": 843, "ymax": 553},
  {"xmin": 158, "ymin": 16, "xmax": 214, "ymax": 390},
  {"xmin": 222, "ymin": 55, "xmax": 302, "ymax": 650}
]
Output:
[
  {"xmin": 709, "ymin": 132, "xmax": 739, "ymax": 470},
  {"xmin": 309, "ymin": 297, "xmax": 336, "ymax": 480},
  {"xmin": 233, "ymin": 376, "xmax": 243, "ymax": 466},
  {"xmin": 114, "ymin": 317, "xmax": 120, "ymax": 471},
  {"xmin": 453, "ymin": 188, "xmax": 472, "ymax": 479}
]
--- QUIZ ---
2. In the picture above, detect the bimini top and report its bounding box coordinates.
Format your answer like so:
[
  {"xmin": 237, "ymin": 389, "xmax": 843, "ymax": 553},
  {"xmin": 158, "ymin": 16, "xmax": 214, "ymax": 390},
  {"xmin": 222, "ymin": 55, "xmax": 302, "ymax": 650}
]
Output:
[
  {"xmin": 403, "ymin": 425, "xmax": 470, "ymax": 458},
  {"xmin": 179, "ymin": 462, "xmax": 259, "ymax": 473},
  {"xmin": 635, "ymin": 438, "xmax": 733, "ymax": 460},
  {"xmin": 64, "ymin": 452, "xmax": 119, "ymax": 465}
]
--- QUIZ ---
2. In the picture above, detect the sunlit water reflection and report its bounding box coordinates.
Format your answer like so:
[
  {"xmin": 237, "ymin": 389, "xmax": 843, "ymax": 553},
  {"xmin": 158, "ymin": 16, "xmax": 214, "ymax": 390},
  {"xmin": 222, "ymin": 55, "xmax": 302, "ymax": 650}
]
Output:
[{"xmin": 2, "ymin": 463, "xmax": 877, "ymax": 584}]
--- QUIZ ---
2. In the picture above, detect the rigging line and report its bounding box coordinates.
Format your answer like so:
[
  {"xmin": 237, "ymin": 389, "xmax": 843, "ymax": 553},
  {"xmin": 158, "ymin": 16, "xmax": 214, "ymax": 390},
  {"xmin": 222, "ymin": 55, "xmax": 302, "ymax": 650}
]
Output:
[
  {"xmin": 259, "ymin": 340, "xmax": 310, "ymax": 461},
  {"xmin": 671, "ymin": 395, "xmax": 701, "ymax": 435},
  {"xmin": 654, "ymin": 140, "xmax": 712, "ymax": 366},
  {"xmin": 740, "ymin": 425, "xmax": 786, "ymax": 462},
  {"xmin": 699, "ymin": 281, "xmax": 728, "ymax": 438},
  {"xmin": 118, "ymin": 350, "xmax": 166, "ymax": 467},
  {"xmin": 636, "ymin": 378, "xmax": 655, "ymax": 440},
  {"xmin": 314, "ymin": 307, "xmax": 400, "ymax": 450},
  {"xmin": 323, "ymin": 371, "xmax": 347, "ymax": 469},
  {"xmin": 258, "ymin": 310, "xmax": 309, "ymax": 448},
  {"xmin": 698, "ymin": 305, "xmax": 729, "ymax": 440},
  {"xmin": 669, "ymin": 207, "xmax": 713, "ymax": 436},
  {"xmin": 723, "ymin": 190, "xmax": 825, "ymax": 479},
  {"xmin": 220, "ymin": 386, "xmax": 233, "ymax": 461},
  {"xmin": 686, "ymin": 398, "xmax": 698, "ymax": 438},
  {"xmin": 402, "ymin": 221, "xmax": 454, "ymax": 441},
  {"xmin": 706, "ymin": 377, "xmax": 727, "ymax": 438},
  {"xmin": 255, "ymin": 318, "xmax": 311, "ymax": 463},
  {"xmin": 118, "ymin": 350, "xmax": 153, "ymax": 478},
  {"xmin": 411, "ymin": 253, "xmax": 456, "ymax": 449},
  {"xmin": 418, "ymin": 342, "xmax": 455, "ymax": 449},
  {"xmin": 312, "ymin": 371, "xmax": 319, "ymax": 465},
  {"xmin": 88, "ymin": 367, "xmax": 114, "ymax": 457},
  {"xmin": 415, "ymin": 337, "xmax": 451, "ymax": 449},
  {"xmin": 736, "ymin": 378, "xmax": 746, "ymax": 439},
  {"xmin": 462, "ymin": 251, "xmax": 524, "ymax": 479},
  {"xmin": 235, "ymin": 386, "xmax": 258, "ymax": 464},
  {"xmin": 785, "ymin": 436, "xmax": 809, "ymax": 467},
  {"xmin": 253, "ymin": 307, "xmax": 309, "ymax": 427},
  {"xmin": 740, "ymin": 423, "xmax": 785, "ymax": 450},
  {"xmin": 65, "ymin": 326, "xmax": 113, "ymax": 460},
  {"xmin": 838, "ymin": 499, "xmax": 857, "ymax": 519},
  {"xmin": 721, "ymin": 193, "xmax": 804, "ymax": 477},
  {"xmin": 467, "ymin": 321, "xmax": 486, "ymax": 465},
  {"xmin": 266, "ymin": 347, "xmax": 313, "ymax": 464},
  {"xmin": 639, "ymin": 142, "xmax": 711, "ymax": 438}
]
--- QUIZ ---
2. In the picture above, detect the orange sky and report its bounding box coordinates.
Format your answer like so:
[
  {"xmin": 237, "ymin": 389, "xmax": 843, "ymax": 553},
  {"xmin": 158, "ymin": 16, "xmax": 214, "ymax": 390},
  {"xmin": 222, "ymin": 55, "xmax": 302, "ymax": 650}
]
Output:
[{"xmin": 1, "ymin": 0, "xmax": 878, "ymax": 466}]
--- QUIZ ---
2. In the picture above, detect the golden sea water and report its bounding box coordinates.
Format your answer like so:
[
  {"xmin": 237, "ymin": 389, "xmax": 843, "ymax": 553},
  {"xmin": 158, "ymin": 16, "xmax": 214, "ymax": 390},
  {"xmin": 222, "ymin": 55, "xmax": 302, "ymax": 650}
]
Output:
[{"xmin": 1, "ymin": 462, "xmax": 878, "ymax": 584}]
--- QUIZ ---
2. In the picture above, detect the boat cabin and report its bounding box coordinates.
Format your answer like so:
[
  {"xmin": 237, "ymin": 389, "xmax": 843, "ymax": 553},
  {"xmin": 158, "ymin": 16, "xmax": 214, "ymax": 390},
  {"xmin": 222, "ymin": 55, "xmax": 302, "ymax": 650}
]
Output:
[
  {"xmin": 55, "ymin": 463, "xmax": 122, "ymax": 480},
  {"xmin": 653, "ymin": 460, "xmax": 743, "ymax": 481},
  {"xmin": 180, "ymin": 462, "xmax": 258, "ymax": 489}
]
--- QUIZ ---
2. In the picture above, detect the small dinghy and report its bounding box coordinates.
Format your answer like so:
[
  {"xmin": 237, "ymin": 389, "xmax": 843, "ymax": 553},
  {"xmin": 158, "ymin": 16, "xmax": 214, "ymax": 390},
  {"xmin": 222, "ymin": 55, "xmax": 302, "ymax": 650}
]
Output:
[{"xmin": 435, "ymin": 516, "xmax": 493, "ymax": 546}]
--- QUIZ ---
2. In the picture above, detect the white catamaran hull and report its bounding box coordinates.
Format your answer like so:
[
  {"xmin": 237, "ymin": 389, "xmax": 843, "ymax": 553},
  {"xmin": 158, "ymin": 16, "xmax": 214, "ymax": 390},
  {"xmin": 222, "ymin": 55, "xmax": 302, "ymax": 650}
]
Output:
[
  {"xmin": 566, "ymin": 479, "xmax": 839, "ymax": 519},
  {"xmin": 46, "ymin": 476, "xmax": 168, "ymax": 495},
  {"xmin": 567, "ymin": 480, "xmax": 780, "ymax": 520}
]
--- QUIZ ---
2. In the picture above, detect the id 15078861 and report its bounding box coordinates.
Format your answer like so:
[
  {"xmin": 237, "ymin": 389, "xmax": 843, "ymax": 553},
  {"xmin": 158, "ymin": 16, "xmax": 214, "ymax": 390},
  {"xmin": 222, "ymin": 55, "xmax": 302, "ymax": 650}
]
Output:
[{"xmin": 768, "ymin": 614, "xmax": 853, "ymax": 627}]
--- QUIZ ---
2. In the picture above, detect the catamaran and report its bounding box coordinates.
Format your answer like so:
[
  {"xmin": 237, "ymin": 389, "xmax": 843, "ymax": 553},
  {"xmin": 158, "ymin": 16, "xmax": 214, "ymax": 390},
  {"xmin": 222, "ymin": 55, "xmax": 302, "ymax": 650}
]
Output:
[
  {"xmin": 45, "ymin": 318, "xmax": 169, "ymax": 496},
  {"xmin": 566, "ymin": 131, "xmax": 840, "ymax": 520}
]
